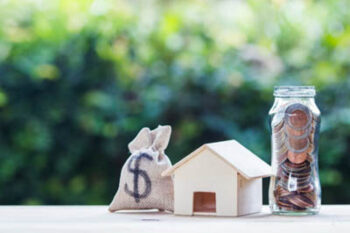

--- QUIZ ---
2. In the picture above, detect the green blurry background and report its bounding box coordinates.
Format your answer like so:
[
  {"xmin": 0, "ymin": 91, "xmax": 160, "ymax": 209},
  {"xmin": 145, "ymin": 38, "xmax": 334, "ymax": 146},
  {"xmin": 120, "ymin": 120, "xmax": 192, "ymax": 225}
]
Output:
[{"xmin": 0, "ymin": 0, "xmax": 349, "ymax": 205}]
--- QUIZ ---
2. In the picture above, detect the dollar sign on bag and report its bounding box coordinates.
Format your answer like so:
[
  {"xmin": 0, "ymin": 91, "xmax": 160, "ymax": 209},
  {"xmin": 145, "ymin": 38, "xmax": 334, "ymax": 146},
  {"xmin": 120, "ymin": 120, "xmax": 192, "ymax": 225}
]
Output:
[{"xmin": 124, "ymin": 153, "xmax": 153, "ymax": 203}]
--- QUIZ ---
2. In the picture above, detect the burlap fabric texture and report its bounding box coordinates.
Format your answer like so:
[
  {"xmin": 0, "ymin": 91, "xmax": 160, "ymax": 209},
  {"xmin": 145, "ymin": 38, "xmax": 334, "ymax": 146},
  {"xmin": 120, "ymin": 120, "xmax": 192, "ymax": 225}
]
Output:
[{"xmin": 108, "ymin": 125, "xmax": 174, "ymax": 212}]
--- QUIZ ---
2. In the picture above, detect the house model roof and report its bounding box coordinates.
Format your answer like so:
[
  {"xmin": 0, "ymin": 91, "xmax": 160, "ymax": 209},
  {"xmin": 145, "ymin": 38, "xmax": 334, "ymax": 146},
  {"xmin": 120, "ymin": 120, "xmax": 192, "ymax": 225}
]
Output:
[{"xmin": 162, "ymin": 140, "xmax": 272, "ymax": 179}]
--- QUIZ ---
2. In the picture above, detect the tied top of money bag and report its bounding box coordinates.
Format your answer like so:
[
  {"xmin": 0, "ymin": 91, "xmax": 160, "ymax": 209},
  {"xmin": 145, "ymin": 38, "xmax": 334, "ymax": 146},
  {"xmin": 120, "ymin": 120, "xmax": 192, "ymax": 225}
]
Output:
[{"xmin": 108, "ymin": 125, "xmax": 174, "ymax": 212}]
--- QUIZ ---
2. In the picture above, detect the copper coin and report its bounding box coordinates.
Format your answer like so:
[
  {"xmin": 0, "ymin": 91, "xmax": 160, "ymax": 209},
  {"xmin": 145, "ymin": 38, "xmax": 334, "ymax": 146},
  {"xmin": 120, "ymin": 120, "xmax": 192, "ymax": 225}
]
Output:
[
  {"xmin": 307, "ymin": 143, "xmax": 314, "ymax": 154},
  {"xmin": 278, "ymin": 197, "xmax": 307, "ymax": 210},
  {"xmin": 306, "ymin": 153, "xmax": 314, "ymax": 163},
  {"xmin": 289, "ymin": 109, "xmax": 309, "ymax": 128},
  {"xmin": 304, "ymin": 190, "xmax": 317, "ymax": 203},
  {"xmin": 273, "ymin": 131, "xmax": 286, "ymax": 149},
  {"xmin": 287, "ymin": 137, "xmax": 309, "ymax": 153},
  {"xmin": 282, "ymin": 160, "xmax": 310, "ymax": 172},
  {"xmin": 281, "ymin": 162, "xmax": 310, "ymax": 173},
  {"xmin": 281, "ymin": 169, "xmax": 311, "ymax": 179},
  {"xmin": 287, "ymin": 151, "xmax": 308, "ymax": 164},
  {"xmin": 281, "ymin": 169, "xmax": 311, "ymax": 180},
  {"xmin": 277, "ymin": 200, "xmax": 293, "ymax": 209},
  {"xmin": 279, "ymin": 205, "xmax": 306, "ymax": 211},
  {"xmin": 288, "ymin": 194, "xmax": 314, "ymax": 208},
  {"xmin": 275, "ymin": 143, "xmax": 288, "ymax": 156},
  {"xmin": 274, "ymin": 186, "xmax": 310, "ymax": 210},
  {"xmin": 280, "ymin": 179, "xmax": 311, "ymax": 191},
  {"xmin": 278, "ymin": 151, "xmax": 288, "ymax": 164},
  {"xmin": 275, "ymin": 185, "xmax": 292, "ymax": 198},
  {"xmin": 285, "ymin": 124, "xmax": 310, "ymax": 139},
  {"xmin": 273, "ymin": 120, "xmax": 284, "ymax": 133},
  {"xmin": 298, "ymin": 184, "xmax": 314, "ymax": 193},
  {"xmin": 273, "ymin": 127, "xmax": 285, "ymax": 139},
  {"xmin": 285, "ymin": 104, "xmax": 312, "ymax": 130},
  {"xmin": 277, "ymin": 199, "xmax": 293, "ymax": 208}
]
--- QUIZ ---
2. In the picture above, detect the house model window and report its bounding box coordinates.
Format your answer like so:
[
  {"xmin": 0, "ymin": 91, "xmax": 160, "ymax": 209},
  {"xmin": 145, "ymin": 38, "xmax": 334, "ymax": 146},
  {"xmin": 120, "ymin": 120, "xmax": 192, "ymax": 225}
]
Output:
[{"xmin": 162, "ymin": 140, "xmax": 272, "ymax": 217}]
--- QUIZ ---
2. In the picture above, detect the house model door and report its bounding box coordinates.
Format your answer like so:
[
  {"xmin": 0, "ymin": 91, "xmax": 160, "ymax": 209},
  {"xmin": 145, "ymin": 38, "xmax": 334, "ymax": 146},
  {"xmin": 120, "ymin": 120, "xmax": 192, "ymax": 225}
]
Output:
[{"xmin": 193, "ymin": 192, "xmax": 216, "ymax": 214}]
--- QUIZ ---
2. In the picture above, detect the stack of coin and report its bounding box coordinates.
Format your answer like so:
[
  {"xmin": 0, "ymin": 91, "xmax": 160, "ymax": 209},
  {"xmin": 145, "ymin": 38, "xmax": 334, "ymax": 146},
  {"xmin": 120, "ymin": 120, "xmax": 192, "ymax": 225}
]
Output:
[
  {"xmin": 272, "ymin": 103, "xmax": 317, "ymax": 211},
  {"xmin": 274, "ymin": 185, "xmax": 316, "ymax": 211}
]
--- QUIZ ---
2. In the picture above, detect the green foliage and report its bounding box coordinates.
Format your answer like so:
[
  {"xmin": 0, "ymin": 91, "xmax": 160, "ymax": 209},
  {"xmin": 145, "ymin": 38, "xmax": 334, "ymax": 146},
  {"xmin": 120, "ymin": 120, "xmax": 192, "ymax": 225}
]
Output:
[{"xmin": 0, "ymin": 0, "xmax": 350, "ymax": 204}]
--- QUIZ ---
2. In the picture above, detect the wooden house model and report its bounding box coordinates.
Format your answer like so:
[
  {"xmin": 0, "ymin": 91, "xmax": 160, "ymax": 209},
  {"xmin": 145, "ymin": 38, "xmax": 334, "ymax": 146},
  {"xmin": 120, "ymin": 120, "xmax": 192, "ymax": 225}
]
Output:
[{"xmin": 162, "ymin": 140, "xmax": 272, "ymax": 217}]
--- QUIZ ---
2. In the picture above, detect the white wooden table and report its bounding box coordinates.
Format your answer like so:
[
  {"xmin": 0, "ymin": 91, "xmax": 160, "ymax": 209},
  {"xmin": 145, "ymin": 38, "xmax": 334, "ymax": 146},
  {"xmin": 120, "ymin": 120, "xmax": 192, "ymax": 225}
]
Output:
[{"xmin": 1, "ymin": 205, "xmax": 349, "ymax": 233}]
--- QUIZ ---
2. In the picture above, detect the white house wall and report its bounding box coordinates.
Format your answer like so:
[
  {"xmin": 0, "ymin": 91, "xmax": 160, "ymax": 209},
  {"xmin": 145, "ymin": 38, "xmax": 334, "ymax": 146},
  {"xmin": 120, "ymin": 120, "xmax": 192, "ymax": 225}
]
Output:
[
  {"xmin": 237, "ymin": 175, "xmax": 262, "ymax": 216},
  {"xmin": 173, "ymin": 150, "xmax": 238, "ymax": 216}
]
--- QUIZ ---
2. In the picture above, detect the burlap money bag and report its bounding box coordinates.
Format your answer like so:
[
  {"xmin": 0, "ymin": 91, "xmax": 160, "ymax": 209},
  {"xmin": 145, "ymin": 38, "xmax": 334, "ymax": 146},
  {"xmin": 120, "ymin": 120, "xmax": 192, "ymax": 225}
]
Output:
[{"xmin": 108, "ymin": 125, "xmax": 174, "ymax": 212}]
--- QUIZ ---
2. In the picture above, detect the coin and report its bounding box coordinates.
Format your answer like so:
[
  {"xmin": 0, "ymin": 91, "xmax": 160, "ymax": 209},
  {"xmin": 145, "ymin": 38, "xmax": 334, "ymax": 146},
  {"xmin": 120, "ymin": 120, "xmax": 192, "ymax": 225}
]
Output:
[
  {"xmin": 287, "ymin": 151, "xmax": 308, "ymax": 164},
  {"xmin": 281, "ymin": 168, "xmax": 311, "ymax": 178},
  {"xmin": 306, "ymin": 153, "xmax": 314, "ymax": 163},
  {"xmin": 282, "ymin": 160, "xmax": 310, "ymax": 172},
  {"xmin": 278, "ymin": 196, "xmax": 307, "ymax": 211},
  {"xmin": 273, "ymin": 120, "xmax": 284, "ymax": 133},
  {"xmin": 285, "ymin": 103, "xmax": 312, "ymax": 131},
  {"xmin": 272, "ymin": 102, "xmax": 319, "ymax": 212},
  {"xmin": 298, "ymin": 184, "xmax": 314, "ymax": 193},
  {"xmin": 285, "ymin": 124, "xmax": 310, "ymax": 139},
  {"xmin": 286, "ymin": 137, "xmax": 309, "ymax": 153},
  {"xmin": 288, "ymin": 194, "xmax": 314, "ymax": 208},
  {"xmin": 280, "ymin": 178, "xmax": 311, "ymax": 191},
  {"xmin": 277, "ymin": 151, "xmax": 288, "ymax": 164}
]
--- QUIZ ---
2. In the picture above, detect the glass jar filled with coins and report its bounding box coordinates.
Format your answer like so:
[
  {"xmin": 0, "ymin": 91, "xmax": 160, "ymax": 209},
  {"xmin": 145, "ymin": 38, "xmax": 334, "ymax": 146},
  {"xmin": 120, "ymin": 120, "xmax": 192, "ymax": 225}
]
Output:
[{"xmin": 269, "ymin": 86, "xmax": 321, "ymax": 215}]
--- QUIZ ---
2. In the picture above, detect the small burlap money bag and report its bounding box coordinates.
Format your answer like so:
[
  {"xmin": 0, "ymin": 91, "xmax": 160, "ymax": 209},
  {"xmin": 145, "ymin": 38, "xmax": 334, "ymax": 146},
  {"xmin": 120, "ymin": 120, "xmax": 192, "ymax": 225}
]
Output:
[{"xmin": 108, "ymin": 125, "xmax": 174, "ymax": 212}]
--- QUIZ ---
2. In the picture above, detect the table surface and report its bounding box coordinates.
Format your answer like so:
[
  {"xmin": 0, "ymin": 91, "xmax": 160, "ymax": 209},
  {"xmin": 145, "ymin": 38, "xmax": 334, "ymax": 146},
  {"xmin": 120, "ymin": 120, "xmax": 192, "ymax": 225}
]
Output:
[{"xmin": 1, "ymin": 205, "xmax": 349, "ymax": 233}]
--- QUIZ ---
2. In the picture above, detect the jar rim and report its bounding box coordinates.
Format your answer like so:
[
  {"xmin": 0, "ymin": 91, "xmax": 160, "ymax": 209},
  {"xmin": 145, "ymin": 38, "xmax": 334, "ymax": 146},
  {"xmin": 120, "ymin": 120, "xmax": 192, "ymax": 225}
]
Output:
[{"xmin": 274, "ymin": 86, "xmax": 316, "ymax": 97}]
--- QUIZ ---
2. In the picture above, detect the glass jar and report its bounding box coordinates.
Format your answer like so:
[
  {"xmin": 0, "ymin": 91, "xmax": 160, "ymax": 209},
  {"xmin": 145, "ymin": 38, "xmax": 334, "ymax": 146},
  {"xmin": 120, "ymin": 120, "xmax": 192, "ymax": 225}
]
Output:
[{"xmin": 268, "ymin": 86, "xmax": 321, "ymax": 215}]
